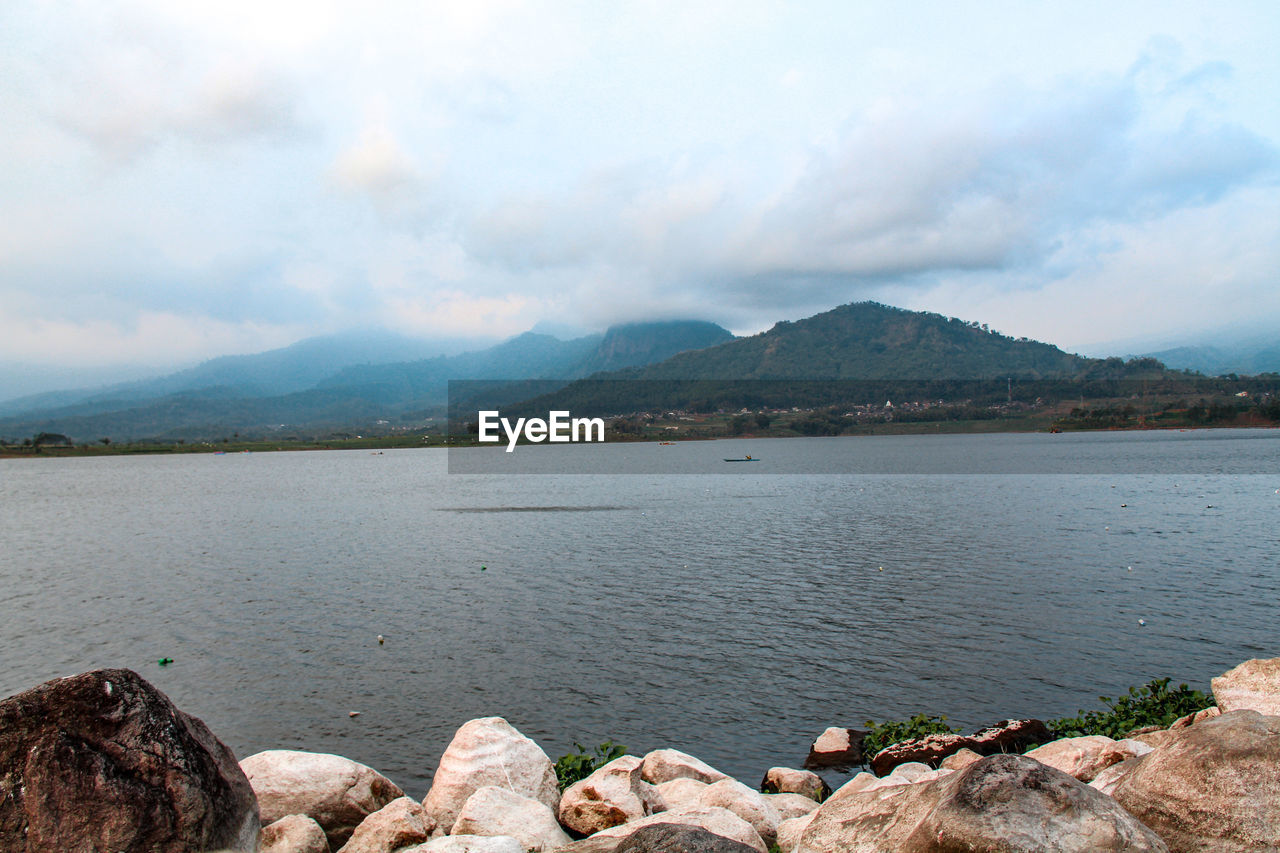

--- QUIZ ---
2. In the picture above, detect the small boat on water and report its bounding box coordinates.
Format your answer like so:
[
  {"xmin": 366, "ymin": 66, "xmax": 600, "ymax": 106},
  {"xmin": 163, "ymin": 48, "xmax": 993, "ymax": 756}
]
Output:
[{"xmin": 723, "ymin": 455, "xmax": 758, "ymax": 462}]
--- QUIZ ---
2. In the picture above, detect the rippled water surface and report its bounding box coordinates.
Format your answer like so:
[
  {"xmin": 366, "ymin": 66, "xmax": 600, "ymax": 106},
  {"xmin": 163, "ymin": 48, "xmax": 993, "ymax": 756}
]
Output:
[{"xmin": 2, "ymin": 430, "xmax": 1277, "ymax": 795}]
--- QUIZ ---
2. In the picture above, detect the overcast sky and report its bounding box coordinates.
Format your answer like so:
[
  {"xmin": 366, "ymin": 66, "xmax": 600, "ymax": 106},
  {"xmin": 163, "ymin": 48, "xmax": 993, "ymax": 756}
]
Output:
[{"xmin": 2, "ymin": 1, "xmax": 1277, "ymax": 381}]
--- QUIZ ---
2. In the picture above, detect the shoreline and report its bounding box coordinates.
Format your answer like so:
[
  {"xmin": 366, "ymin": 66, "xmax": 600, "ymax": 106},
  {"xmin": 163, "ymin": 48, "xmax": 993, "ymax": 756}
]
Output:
[{"xmin": 2, "ymin": 420, "xmax": 1276, "ymax": 460}]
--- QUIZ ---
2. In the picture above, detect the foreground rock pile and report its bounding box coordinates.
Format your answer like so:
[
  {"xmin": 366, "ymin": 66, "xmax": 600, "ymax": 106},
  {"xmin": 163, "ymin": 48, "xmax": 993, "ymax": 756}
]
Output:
[{"xmin": 1, "ymin": 657, "xmax": 1277, "ymax": 852}]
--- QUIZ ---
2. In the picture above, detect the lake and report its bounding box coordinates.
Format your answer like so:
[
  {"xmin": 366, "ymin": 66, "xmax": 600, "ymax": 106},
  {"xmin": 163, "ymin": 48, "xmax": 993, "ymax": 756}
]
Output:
[{"xmin": 1, "ymin": 428, "xmax": 1277, "ymax": 796}]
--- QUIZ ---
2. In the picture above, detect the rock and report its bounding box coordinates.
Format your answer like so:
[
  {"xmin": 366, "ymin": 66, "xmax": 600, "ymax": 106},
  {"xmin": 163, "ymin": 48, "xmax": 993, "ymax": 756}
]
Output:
[
  {"xmin": 0, "ymin": 668, "xmax": 259, "ymax": 852},
  {"xmin": 640, "ymin": 748, "xmax": 729, "ymax": 785},
  {"xmin": 884, "ymin": 761, "xmax": 932, "ymax": 782},
  {"xmin": 337, "ymin": 796, "xmax": 435, "ymax": 853},
  {"xmin": 759, "ymin": 766, "xmax": 829, "ymax": 802},
  {"xmin": 1212, "ymin": 657, "xmax": 1280, "ymax": 715},
  {"xmin": 453, "ymin": 785, "xmax": 571, "ymax": 852},
  {"xmin": 654, "ymin": 777, "xmax": 708, "ymax": 810},
  {"xmin": 798, "ymin": 753, "xmax": 1167, "ymax": 852},
  {"xmin": 559, "ymin": 755, "xmax": 661, "ymax": 835},
  {"xmin": 613, "ymin": 823, "xmax": 763, "ymax": 853},
  {"xmin": 260, "ymin": 815, "xmax": 331, "ymax": 853},
  {"xmin": 939, "ymin": 747, "xmax": 982, "ymax": 771},
  {"xmin": 556, "ymin": 806, "xmax": 766, "ymax": 853},
  {"xmin": 776, "ymin": 813, "xmax": 815, "ymax": 853},
  {"xmin": 868, "ymin": 718, "xmax": 1051, "ymax": 776},
  {"xmin": 1088, "ymin": 755, "xmax": 1147, "ymax": 797},
  {"xmin": 696, "ymin": 778, "xmax": 781, "ymax": 844},
  {"xmin": 803, "ymin": 727, "xmax": 866, "ymax": 768},
  {"xmin": 552, "ymin": 822, "xmax": 762, "ymax": 853},
  {"xmin": 829, "ymin": 772, "xmax": 878, "ymax": 796},
  {"xmin": 411, "ymin": 835, "xmax": 524, "ymax": 853},
  {"xmin": 764, "ymin": 792, "xmax": 820, "ymax": 821},
  {"xmin": 1170, "ymin": 706, "xmax": 1221, "ymax": 728},
  {"xmin": 1130, "ymin": 728, "xmax": 1179, "ymax": 750},
  {"xmin": 1024, "ymin": 734, "xmax": 1148, "ymax": 782},
  {"xmin": 423, "ymin": 717, "xmax": 559, "ymax": 834},
  {"xmin": 1110, "ymin": 709, "xmax": 1280, "ymax": 851},
  {"xmin": 242, "ymin": 749, "xmax": 405, "ymax": 849}
]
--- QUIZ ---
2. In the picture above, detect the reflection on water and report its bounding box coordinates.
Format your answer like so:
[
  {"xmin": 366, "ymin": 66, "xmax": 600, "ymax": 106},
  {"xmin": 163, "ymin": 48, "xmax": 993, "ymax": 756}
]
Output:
[{"xmin": 1, "ymin": 429, "xmax": 1277, "ymax": 796}]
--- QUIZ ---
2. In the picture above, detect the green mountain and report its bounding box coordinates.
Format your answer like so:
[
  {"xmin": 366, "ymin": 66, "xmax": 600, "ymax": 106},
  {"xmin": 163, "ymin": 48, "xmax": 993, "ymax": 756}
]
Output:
[
  {"xmin": 619, "ymin": 302, "xmax": 1091, "ymax": 380},
  {"xmin": 500, "ymin": 303, "xmax": 1177, "ymax": 418}
]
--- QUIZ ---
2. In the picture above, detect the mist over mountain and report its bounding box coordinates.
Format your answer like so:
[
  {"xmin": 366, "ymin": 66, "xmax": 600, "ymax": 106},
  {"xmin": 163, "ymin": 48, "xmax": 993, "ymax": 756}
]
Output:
[{"xmin": 0, "ymin": 320, "xmax": 733, "ymax": 441}]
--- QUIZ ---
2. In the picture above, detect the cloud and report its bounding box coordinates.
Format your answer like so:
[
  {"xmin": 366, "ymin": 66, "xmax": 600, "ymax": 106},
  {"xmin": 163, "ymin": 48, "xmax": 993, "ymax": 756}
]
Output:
[
  {"xmin": 459, "ymin": 56, "xmax": 1275, "ymax": 330},
  {"xmin": 330, "ymin": 121, "xmax": 424, "ymax": 199}
]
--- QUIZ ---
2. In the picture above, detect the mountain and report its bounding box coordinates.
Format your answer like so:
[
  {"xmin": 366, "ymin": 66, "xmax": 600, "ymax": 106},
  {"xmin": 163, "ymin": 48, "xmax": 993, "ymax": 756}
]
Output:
[
  {"xmin": 0, "ymin": 320, "xmax": 734, "ymax": 442},
  {"xmin": 0, "ymin": 330, "xmax": 484, "ymax": 419},
  {"xmin": 503, "ymin": 302, "xmax": 1177, "ymax": 417},
  {"xmin": 612, "ymin": 302, "xmax": 1090, "ymax": 380},
  {"xmin": 1139, "ymin": 344, "xmax": 1280, "ymax": 377}
]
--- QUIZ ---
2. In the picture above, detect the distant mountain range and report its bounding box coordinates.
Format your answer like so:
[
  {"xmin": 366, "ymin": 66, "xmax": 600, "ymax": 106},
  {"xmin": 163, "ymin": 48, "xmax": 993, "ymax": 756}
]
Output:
[
  {"xmin": 4, "ymin": 301, "xmax": 1270, "ymax": 444},
  {"xmin": 1136, "ymin": 343, "xmax": 1280, "ymax": 377},
  {"xmin": 0, "ymin": 321, "xmax": 733, "ymax": 442}
]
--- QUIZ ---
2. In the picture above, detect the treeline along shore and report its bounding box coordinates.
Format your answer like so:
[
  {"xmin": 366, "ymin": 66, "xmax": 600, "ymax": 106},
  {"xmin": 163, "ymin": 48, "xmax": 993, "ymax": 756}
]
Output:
[{"xmin": 2, "ymin": 657, "xmax": 1279, "ymax": 851}]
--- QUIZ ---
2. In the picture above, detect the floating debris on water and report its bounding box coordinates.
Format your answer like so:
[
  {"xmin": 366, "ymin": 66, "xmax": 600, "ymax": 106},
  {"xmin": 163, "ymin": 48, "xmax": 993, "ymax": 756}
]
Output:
[
  {"xmin": 1138, "ymin": 619, "xmax": 1147, "ymax": 626},
  {"xmin": 377, "ymin": 635, "xmax": 384, "ymax": 645},
  {"xmin": 349, "ymin": 711, "xmax": 361, "ymax": 717},
  {"xmin": 157, "ymin": 658, "xmax": 173, "ymax": 666}
]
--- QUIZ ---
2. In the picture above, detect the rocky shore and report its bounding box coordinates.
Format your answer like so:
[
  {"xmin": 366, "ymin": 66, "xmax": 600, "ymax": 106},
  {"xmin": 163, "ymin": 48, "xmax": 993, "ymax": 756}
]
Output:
[{"xmin": 1, "ymin": 658, "xmax": 1278, "ymax": 852}]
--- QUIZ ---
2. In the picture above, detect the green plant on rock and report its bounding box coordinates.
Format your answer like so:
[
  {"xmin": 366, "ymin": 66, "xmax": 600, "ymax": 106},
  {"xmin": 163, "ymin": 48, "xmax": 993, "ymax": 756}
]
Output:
[
  {"xmin": 1046, "ymin": 678, "xmax": 1210, "ymax": 740},
  {"xmin": 554, "ymin": 739, "xmax": 627, "ymax": 791},
  {"xmin": 861, "ymin": 713, "xmax": 960, "ymax": 758}
]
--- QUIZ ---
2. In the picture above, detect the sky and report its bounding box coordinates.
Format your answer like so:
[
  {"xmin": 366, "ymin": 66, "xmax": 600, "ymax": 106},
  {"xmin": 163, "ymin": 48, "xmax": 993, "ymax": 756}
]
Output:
[{"xmin": 1, "ymin": 1, "xmax": 1277, "ymax": 391}]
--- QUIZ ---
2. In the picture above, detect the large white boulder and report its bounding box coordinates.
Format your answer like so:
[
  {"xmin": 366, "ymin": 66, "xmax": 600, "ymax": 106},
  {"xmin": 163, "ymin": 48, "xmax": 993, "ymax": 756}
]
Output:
[
  {"xmin": 408, "ymin": 836, "xmax": 524, "ymax": 853},
  {"xmin": 423, "ymin": 717, "xmax": 559, "ymax": 834},
  {"xmin": 570, "ymin": 805, "xmax": 766, "ymax": 853},
  {"xmin": 1213, "ymin": 657, "xmax": 1280, "ymax": 715},
  {"xmin": 765, "ymin": 793, "xmax": 821, "ymax": 821},
  {"xmin": 653, "ymin": 777, "xmax": 708, "ymax": 811},
  {"xmin": 797, "ymin": 754, "xmax": 1166, "ymax": 852},
  {"xmin": 558, "ymin": 755, "xmax": 661, "ymax": 835},
  {"xmin": 241, "ymin": 750, "xmax": 405, "ymax": 849},
  {"xmin": 452, "ymin": 786, "xmax": 571, "ymax": 853},
  {"xmin": 777, "ymin": 813, "xmax": 817, "ymax": 853},
  {"xmin": 337, "ymin": 796, "xmax": 436, "ymax": 853},
  {"xmin": 1025, "ymin": 735, "xmax": 1151, "ymax": 782},
  {"xmin": 259, "ymin": 814, "xmax": 330, "ymax": 853},
  {"xmin": 639, "ymin": 748, "xmax": 730, "ymax": 785},
  {"xmin": 696, "ymin": 778, "xmax": 781, "ymax": 844}
]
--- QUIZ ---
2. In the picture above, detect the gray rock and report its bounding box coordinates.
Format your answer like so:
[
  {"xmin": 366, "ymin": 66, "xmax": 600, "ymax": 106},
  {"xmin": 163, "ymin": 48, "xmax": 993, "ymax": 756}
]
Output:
[
  {"xmin": 556, "ymin": 806, "xmax": 765, "ymax": 853},
  {"xmin": 0, "ymin": 668, "xmax": 259, "ymax": 852},
  {"xmin": 798, "ymin": 753, "xmax": 1167, "ymax": 852},
  {"xmin": 1111, "ymin": 709, "xmax": 1280, "ymax": 851},
  {"xmin": 410, "ymin": 835, "xmax": 524, "ymax": 853},
  {"xmin": 553, "ymin": 822, "xmax": 761, "ymax": 853}
]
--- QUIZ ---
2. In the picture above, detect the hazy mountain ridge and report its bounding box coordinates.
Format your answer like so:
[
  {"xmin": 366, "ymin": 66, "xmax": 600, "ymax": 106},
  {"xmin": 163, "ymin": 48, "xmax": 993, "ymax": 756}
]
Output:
[
  {"xmin": 0, "ymin": 331, "xmax": 485, "ymax": 418},
  {"xmin": 0, "ymin": 320, "xmax": 734, "ymax": 441},
  {"xmin": 1138, "ymin": 343, "xmax": 1280, "ymax": 377}
]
